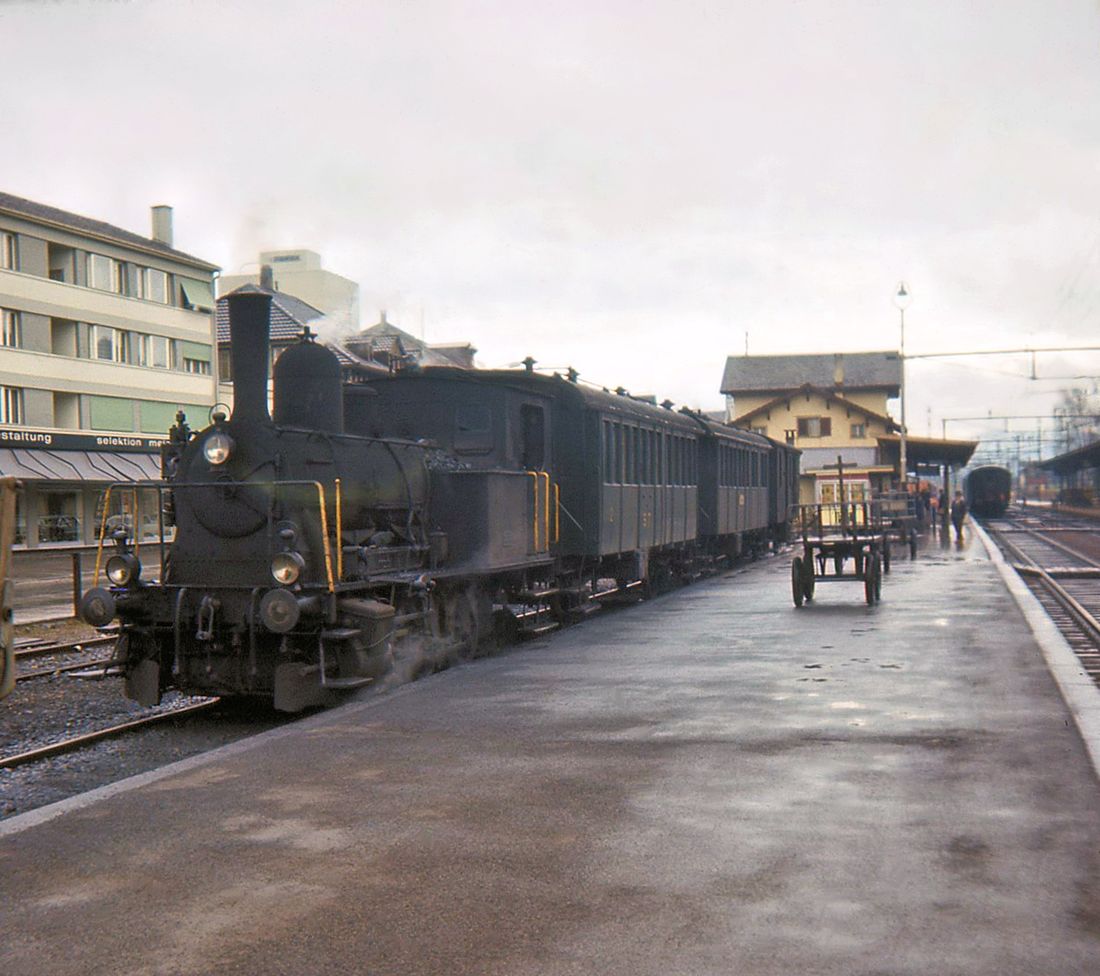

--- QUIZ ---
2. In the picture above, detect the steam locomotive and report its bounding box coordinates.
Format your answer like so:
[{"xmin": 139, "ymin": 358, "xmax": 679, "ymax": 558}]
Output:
[{"xmin": 80, "ymin": 290, "xmax": 800, "ymax": 711}]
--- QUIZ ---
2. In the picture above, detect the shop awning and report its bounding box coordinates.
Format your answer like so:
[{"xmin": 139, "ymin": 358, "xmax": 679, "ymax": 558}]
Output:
[{"xmin": 0, "ymin": 449, "xmax": 161, "ymax": 483}]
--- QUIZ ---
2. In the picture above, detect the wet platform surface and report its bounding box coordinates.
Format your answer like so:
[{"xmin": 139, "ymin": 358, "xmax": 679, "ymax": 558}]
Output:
[{"xmin": 3, "ymin": 531, "xmax": 1099, "ymax": 975}]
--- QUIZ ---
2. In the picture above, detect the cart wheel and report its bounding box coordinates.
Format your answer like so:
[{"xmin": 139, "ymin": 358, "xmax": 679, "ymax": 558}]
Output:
[
  {"xmin": 792, "ymin": 557, "xmax": 805, "ymax": 607},
  {"xmin": 801, "ymin": 558, "xmax": 815, "ymax": 601},
  {"xmin": 873, "ymin": 553, "xmax": 883, "ymax": 602},
  {"xmin": 908, "ymin": 528, "xmax": 918, "ymax": 559},
  {"xmin": 883, "ymin": 539, "xmax": 891, "ymax": 574}
]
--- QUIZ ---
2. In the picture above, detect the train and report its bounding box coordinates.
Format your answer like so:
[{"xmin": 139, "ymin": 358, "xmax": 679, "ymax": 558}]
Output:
[
  {"xmin": 79, "ymin": 290, "xmax": 800, "ymax": 711},
  {"xmin": 963, "ymin": 465, "xmax": 1012, "ymax": 518}
]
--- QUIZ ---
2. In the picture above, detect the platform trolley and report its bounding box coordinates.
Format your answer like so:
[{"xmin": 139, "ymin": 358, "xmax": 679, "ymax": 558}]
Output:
[{"xmin": 789, "ymin": 501, "xmax": 885, "ymax": 607}]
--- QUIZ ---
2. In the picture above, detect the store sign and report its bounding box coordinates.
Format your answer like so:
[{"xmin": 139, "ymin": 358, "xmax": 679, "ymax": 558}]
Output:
[{"xmin": 0, "ymin": 429, "xmax": 167, "ymax": 453}]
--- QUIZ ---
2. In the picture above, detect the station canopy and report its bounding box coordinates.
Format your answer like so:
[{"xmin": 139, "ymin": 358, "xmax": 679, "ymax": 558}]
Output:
[
  {"xmin": 1036, "ymin": 439, "xmax": 1100, "ymax": 476},
  {"xmin": 877, "ymin": 433, "xmax": 978, "ymax": 469}
]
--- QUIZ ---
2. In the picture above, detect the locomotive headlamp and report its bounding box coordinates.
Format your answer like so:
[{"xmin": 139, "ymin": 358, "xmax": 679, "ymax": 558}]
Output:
[
  {"xmin": 203, "ymin": 431, "xmax": 234, "ymax": 465},
  {"xmin": 270, "ymin": 551, "xmax": 305, "ymax": 586},
  {"xmin": 105, "ymin": 552, "xmax": 141, "ymax": 587}
]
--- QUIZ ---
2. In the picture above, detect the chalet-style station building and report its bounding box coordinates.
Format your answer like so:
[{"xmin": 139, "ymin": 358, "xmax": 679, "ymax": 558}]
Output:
[{"xmin": 721, "ymin": 351, "xmax": 904, "ymax": 504}]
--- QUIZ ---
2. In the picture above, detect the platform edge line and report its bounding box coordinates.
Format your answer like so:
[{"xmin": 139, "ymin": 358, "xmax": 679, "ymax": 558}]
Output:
[{"xmin": 971, "ymin": 517, "xmax": 1100, "ymax": 784}]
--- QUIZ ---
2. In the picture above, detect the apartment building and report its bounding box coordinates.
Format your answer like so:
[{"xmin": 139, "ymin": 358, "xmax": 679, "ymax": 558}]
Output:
[{"xmin": 0, "ymin": 192, "xmax": 218, "ymax": 547}]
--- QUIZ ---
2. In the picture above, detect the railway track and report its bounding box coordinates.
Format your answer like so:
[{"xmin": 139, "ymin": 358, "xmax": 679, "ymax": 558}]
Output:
[
  {"xmin": 13, "ymin": 633, "xmax": 119, "ymax": 684},
  {"xmin": 984, "ymin": 509, "xmax": 1100, "ymax": 684},
  {"xmin": 0, "ymin": 699, "xmax": 220, "ymax": 771}
]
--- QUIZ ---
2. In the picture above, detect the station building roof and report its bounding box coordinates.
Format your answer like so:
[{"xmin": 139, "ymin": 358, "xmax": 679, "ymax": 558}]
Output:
[
  {"xmin": 1036, "ymin": 439, "xmax": 1100, "ymax": 475},
  {"xmin": 720, "ymin": 351, "xmax": 901, "ymax": 396},
  {"xmin": 876, "ymin": 433, "xmax": 978, "ymax": 468}
]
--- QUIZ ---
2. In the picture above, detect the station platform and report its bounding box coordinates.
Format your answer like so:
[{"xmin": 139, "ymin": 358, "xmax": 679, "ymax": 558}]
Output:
[{"xmin": 3, "ymin": 528, "xmax": 1100, "ymax": 975}]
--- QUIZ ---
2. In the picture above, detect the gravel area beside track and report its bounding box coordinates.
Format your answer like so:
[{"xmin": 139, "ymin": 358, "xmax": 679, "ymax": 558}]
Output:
[
  {"xmin": 0, "ymin": 681, "xmax": 288, "ymax": 819},
  {"xmin": 2, "ymin": 620, "xmax": 290, "ymax": 819}
]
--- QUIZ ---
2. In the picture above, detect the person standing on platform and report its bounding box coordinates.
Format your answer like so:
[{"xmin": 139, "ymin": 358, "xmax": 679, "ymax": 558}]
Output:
[{"xmin": 951, "ymin": 490, "xmax": 968, "ymax": 541}]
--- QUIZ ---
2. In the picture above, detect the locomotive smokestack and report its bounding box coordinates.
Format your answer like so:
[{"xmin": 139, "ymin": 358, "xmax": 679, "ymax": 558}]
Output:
[{"xmin": 227, "ymin": 290, "xmax": 273, "ymax": 424}]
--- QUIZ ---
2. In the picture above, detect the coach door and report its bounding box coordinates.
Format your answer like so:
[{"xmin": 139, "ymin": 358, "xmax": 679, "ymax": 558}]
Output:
[{"xmin": 520, "ymin": 403, "xmax": 555, "ymax": 552}]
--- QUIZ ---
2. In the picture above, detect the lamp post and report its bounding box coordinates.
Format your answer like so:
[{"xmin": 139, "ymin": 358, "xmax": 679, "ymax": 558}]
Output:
[{"xmin": 893, "ymin": 282, "xmax": 912, "ymax": 485}]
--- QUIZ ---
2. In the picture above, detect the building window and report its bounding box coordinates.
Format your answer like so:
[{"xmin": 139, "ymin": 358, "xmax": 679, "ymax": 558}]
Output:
[
  {"xmin": 183, "ymin": 357, "xmax": 211, "ymax": 375},
  {"xmin": 87, "ymin": 253, "xmax": 120, "ymax": 292},
  {"xmin": 850, "ymin": 423, "xmax": 866, "ymax": 439},
  {"xmin": 144, "ymin": 268, "xmax": 169, "ymax": 304},
  {"xmin": 797, "ymin": 416, "xmax": 831, "ymax": 438},
  {"xmin": 0, "ymin": 385, "xmax": 24, "ymax": 424},
  {"xmin": 2, "ymin": 309, "xmax": 21, "ymax": 347},
  {"xmin": 141, "ymin": 334, "xmax": 171, "ymax": 369},
  {"xmin": 90, "ymin": 324, "xmax": 121, "ymax": 361},
  {"xmin": 751, "ymin": 425, "xmax": 767, "ymax": 436},
  {"xmin": 1, "ymin": 232, "xmax": 16, "ymax": 271}
]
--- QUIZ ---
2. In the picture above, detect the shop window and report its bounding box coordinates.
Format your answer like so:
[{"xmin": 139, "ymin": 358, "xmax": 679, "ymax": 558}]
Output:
[{"xmin": 38, "ymin": 490, "xmax": 81, "ymax": 543}]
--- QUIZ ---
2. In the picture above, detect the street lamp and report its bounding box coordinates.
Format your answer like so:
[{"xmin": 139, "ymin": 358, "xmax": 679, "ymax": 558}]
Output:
[{"xmin": 893, "ymin": 282, "xmax": 912, "ymax": 485}]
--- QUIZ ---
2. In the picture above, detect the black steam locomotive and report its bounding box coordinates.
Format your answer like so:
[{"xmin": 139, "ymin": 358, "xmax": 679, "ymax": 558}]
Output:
[{"xmin": 80, "ymin": 290, "xmax": 800, "ymax": 711}]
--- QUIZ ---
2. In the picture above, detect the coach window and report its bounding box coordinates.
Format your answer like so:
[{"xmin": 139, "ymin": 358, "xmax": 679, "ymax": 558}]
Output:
[
  {"xmin": 454, "ymin": 403, "xmax": 493, "ymax": 454},
  {"xmin": 520, "ymin": 404, "xmax": 545, "ymax": 470},
  {"xmin": 603, "ymin": 421, "xmax": 614, "ymax": 483}
]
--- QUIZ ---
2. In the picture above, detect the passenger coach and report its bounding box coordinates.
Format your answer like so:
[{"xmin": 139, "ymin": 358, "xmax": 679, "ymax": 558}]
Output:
[{"xmin": 355, "ymin": 365, "xmax": 798, "ymax": 587}]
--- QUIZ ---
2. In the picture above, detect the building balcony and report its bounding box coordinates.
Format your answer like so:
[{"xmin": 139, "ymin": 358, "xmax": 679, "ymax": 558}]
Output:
[{"xmin": 0, "ymin": 268, "xmax": 212, "ymax": 340}]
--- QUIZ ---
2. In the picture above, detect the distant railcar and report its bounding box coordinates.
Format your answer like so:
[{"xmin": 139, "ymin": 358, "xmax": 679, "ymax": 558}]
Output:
[{"xmin": 964, "ymin": 465, "xmax": 1012, "ymax": 518}]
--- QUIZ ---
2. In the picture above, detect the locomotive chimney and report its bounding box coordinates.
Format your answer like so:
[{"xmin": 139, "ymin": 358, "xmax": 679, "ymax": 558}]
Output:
[
  {"xmin": 227, "ymin": 290, "xmax": 273, "ymax": 424},
  {"xmin": 259, "ymin": 264, "xmax": 274, "ymax": 291}
]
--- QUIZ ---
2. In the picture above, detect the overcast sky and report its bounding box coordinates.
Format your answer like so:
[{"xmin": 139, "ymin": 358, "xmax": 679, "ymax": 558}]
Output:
[{"xmin": 3, "ymin": 0, "xmax": 1099, "ymax": 461}]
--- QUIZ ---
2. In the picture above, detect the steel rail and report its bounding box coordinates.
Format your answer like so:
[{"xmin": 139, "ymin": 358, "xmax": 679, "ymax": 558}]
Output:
[
  {"xmin": 1018, "ymin": 525, "xmax": 1100, "ymax": 569},
  {"xmin": 16, "ymin": 658, "xmax": 116, "ymax": 683},
  {"xmin": 992, "ymin": 524, "xmax": 1100, "ymax": 649},
  {"xmin": 0, "ymin": 700, "xmax": 219, "ymax": 771},
  {"xmin": 14, "ymin": 634, "xmax": 116, "ymax": 661}
]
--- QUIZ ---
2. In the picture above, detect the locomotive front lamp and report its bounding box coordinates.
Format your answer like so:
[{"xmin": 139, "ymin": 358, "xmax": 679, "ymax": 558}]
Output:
[
  {"xmin": 106, "ymin": 552, "xmax": 142, "ymax": 587},
  {"xmin": 271, "ymin": 551, "xmax": 305, "ymax": 586},
  {"xmin": 203, "ymin": 431, "xmax": 235, "ymax": 465}
]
